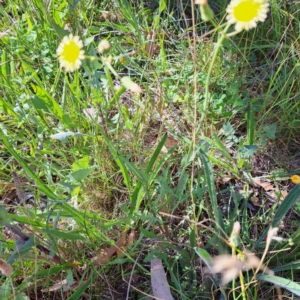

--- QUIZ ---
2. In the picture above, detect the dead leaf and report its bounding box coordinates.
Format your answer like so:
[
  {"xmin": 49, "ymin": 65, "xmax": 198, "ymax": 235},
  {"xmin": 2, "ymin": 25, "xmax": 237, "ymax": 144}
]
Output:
[
  {"xmin": 0, "ymin": 189, "xmax": 17, "ymax": 205},
  {"xmin": 144, "ymin": 30, "xmax": 159, "ymax": 57},
  {"xmin": 165, "ymin": 136, "xmax": 178, "ymax": 148},
  {"xmin": 41, "ymin": 279, "xmax": 69, "ymax": 293},
  {"xmin": 116, "ymin": 232, "xmax": 127, "ymax": 258},
  {"xmin": 92, "ymin": 231, "xmax": 129, "ymax": 264},
  {"xmin": 128, "ymin": 231, "xmax": 136, "ymax": 247},
  {"xmin": 159, "ymin": 199, "xmax": 169, "ymax": 214},
  {"xmin": 12, "ymin": 172, "xmax": 25, "ymax": 204},
  {"xmin": 252, "ymin": 177, "xmax": 275, "ymax": 191},
  {"xmin": 41, "ymin": 279, "xmax": 83, "ymax": 293},
  {"xmin": 0, "ymin": 259, "xmax": 12, "ymax": 276},
  {"xmin": 151, "ymin": 258, "xmax": 172, "ymax": 300}
]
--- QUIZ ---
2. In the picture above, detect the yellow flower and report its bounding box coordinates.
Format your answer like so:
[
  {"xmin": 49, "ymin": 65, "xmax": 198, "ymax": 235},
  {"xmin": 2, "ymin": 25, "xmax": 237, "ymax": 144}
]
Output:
[
  {"xmin": 291, "ymin": 175, "xmax": 300, "ymax": 184},
  {"xmin": 56, "ymin": 34, "xmax": 85, "ymax": 72},
  {"xmin": 226, "ymin": 0, "xmax": 269, "ymax": 31}
]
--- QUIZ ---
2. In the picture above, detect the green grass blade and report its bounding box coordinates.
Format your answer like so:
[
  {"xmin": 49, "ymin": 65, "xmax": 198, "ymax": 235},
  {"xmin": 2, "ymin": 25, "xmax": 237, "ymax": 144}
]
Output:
[
  {"xmin": 273, "ymin": 261, "xmax": 300, "ymax": 272},
  {"xmin": 272, "ymin": 185, "xmax": 300, "ymax": 227},
  {"xmin": 0, "ymin": 128, "xmax": 62, "ymax": 200},
  {"xmin": 129, "ymin": 134, "xmax": 169, "ymax": 214},
  {"xmin": 103, "ymin": 137, "xmax": 131, "ymax": 190},
  {"xmin": 145, "ymin": 134, "xmax": 167, "ymax": 174},
  {"xmin": 67, "ymin": 275, "xmax": 93, "ymax": 300},
  {"xmin": 199, "ymin": 149, "xmax": 226, "ymax": 253},
  {"xmin": 255, "ymin": 184, "xmax": 300, "ymax": 249},
  {"xmin": 257, "ymin": 274, "xmax": 300, "ymax": 296},
  {"xmin": 44, "ymin": 229, "xmax": 85, "ymax": 241},
  {"xmin": 247, "ymin": 103, "xmax": 255, "ymax": 145}
]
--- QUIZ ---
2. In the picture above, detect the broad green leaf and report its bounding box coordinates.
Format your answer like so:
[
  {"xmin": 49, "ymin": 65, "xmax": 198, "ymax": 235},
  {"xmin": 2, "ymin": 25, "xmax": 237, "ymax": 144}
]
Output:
[
  {"xmin": 263, "ymin": 124, "xmax": 277, "ymax": 140},
  {"xmin": 238, "ymin": 145, "xmax": 258, "ymax": 158},
  {"xmin": 31, "ymin": 96, "xmax": 49, "ymax": 111},
  {"xmin": 0, "ymin": 279, "xmax": 11, "ymax": 298},
  {"xmin": 50, "ymin": 131, "xmax": 82, "ymax": 142},
  {"xmin": 31, "ymin": 85, "xmax": 63, "ymax": 119},
  {"xmin": 159, "ymin": 0, "xmax": 166, "ymax": 12},
  {"xmin": 223, "ymin": 122, "xmax": 234, "ymax": 136},
  {"xmin": 72, "ymin": 156, "xmax": 90, "ymax": 170},
  {"xmin": 70, "ymin": 168, "xmax": 94, "ymax": 182},
  {"xmin": 66, "ymin": 269, "xmax": 74, "ymax": 285},
  {"xmin": 16, "ymin": 293, "xmax": 30, "ymax": 300}
]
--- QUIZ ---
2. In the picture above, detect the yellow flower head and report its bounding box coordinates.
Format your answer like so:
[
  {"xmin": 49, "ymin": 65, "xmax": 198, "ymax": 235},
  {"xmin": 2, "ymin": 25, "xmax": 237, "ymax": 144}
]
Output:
[
  {"xmin": 56, "ymin": 34, "xmax": 85, "ymax": 72},
  {"xmin": 226, "ymin": 0, "xmax": 269, "ymax": 31},
  {"xmin": 291, "ymin": 175, "xmax": 300, "ymax": 184}
]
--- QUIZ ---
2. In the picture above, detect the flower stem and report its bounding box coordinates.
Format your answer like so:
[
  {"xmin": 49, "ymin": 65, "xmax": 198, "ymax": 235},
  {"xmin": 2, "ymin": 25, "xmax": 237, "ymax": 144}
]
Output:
[
  {"xmin": 239, "ymin": 271, "xmax": 247, "ymax": 300},
  {"xmin": 197, "ymin": 23, "xmax": 231, "ymax": 134}
]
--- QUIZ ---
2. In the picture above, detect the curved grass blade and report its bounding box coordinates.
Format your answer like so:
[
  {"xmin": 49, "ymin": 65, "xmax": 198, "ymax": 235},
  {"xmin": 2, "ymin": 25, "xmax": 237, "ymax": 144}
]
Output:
[
  {"xmin": 67, "ymin": 275, "xmax": 92, "ymax": 300},
  {"xmin": 199, "ymin": 149, "xmax": 226, "ymax": 253},
  {"xmin": 129, "ymin": 134, "xmax": 168, "ymax": 213},
  {"xmin": 255, "ymin": 184, "xmax": 300, "ymax": 249},
  {"xmin": 257, "ymin": 274, "xmax": 300, "ymax": 296},
  {"xmin": 0, "ymin": 128, "xmax": 62, "ymax": 201}
]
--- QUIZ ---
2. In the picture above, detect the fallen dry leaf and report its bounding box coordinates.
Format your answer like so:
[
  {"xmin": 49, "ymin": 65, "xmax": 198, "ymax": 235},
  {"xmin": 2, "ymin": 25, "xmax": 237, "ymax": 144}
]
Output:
[
  {"xmin": 252, "ymin": 177, "xmax": 275, "ymax": 191},
  {"xmin": 92, "ymin": 231, "xmax": 134, "ymax": 264},
  {"xmin": 0, "ymin": 259, "xmax": 12, "ymax": 277},
  {"xmin": 41, "ymin": 279, "xmax": 84, "ymax": 293},
  {"xmin": 151, "ymin": 258, "xmax": 172, "ymax": 300},
  {"xmin": 116, "ymin": 232, "xmax": 127, "ymax": 258},
  {"xmin": 165, "ymin": 136, "xmax": 178, "ymax": 148},
  {"xmin": 12, "ymin": 172, "xmax": 25, "ymax": 204},
  {"xmin": 128, "ymin": 231, "xmax": 136, "ymax": 247}
]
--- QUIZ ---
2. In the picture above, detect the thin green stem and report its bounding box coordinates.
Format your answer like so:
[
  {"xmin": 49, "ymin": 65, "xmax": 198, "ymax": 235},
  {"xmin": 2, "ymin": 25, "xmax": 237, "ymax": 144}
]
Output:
[
  {"xmin": 196, "ymin": 22, "xmax": 231, "ymax": 134},
  {"xmin": 232, "ymin": 246, "xmax": 237, "ymax": 299},
  {"xmin": 239, "ymin": 271, "xmax": 247, "ymax": 300}
]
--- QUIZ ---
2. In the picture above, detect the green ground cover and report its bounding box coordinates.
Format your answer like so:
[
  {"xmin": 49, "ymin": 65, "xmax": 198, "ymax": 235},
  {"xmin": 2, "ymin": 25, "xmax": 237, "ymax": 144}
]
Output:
[{"xmin": 0, "ymin": 0, "xmax": 300, "ymax": 299}]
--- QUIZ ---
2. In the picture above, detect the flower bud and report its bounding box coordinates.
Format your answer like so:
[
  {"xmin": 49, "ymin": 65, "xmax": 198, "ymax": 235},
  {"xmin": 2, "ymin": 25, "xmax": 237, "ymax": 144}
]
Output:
[
  {"xmin": 121, "ymin": 76, "xmax": 142, "ymax": 95},
  {"xmin": 98, "ymin": 40, "xmax": 110, "ymax": 54},
  {"xmin": 195, "ymin": 0, "xmax": 214, "ymax": 22},
  {"xmin": 229, "ymin": 222, "xmax": 241, "ymax": 248}
]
